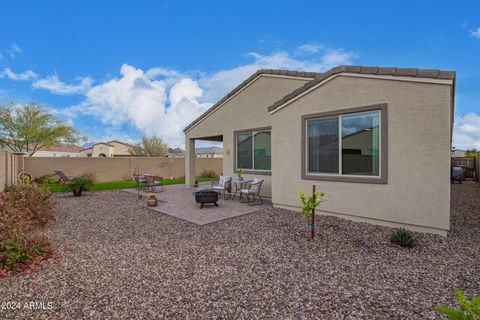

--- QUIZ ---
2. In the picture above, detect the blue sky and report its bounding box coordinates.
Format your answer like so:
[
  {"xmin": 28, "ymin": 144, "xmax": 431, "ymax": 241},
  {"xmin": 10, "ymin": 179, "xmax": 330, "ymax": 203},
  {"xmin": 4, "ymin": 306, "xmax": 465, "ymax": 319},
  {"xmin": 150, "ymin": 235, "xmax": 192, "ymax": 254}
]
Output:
[{"xmin": 0, "ymin": 0, "xmax": 479, "ymax": 148}]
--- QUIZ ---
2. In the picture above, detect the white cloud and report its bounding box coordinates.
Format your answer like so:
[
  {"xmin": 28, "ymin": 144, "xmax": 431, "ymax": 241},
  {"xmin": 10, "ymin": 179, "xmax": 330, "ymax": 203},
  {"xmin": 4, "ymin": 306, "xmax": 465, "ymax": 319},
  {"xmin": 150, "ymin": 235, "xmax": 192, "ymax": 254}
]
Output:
[
  {"xmin": 470, "ymin": 28, "xmax": 480, "ymax": 39},
  {"xmin": 59, "ymin": 45, "xmax": 358, "ymax": 147},
  {"xmin": 295, "ymin": 43, "xmax": 323, "ymax": 55},
  {"xmin": 0, "ymin": 68, "xmax": 37, "ymax": 81},
  {"xmin": 32, "ymin": 75, "xmax": 94, "ymax": 95},
  {"xmin": 11, "ymin": 43, "xmax": 21, "ymax": 54},
  {"xmin": 7, "ymin": 43, "xmax": 22, "ymax": 58},
  {"xmin": 199, "ymin": 47, "xmax": 357, "ymax": 102},
  {"xmin": 65, "ymin": 64, "xmax": 211, "ymax": 147},
  {"xmin": 453, "ymin": 113, "xmax": 480, "ymax": 150}
]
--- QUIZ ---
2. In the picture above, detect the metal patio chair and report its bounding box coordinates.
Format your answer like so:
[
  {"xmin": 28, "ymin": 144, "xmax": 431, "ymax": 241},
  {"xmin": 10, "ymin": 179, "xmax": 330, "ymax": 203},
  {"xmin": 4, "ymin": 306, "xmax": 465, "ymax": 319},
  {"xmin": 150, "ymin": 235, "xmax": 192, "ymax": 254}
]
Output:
[
  {"xmin": 239, "ymin": 178, "xmax": 264, "ymax": 206},
  {"xmin": 211, "ymin": 175, "xmax": 232, "ymax": 199},
  {"xmin": 144, "ymin": 174, "xmax": 164, "ymax": 193}
]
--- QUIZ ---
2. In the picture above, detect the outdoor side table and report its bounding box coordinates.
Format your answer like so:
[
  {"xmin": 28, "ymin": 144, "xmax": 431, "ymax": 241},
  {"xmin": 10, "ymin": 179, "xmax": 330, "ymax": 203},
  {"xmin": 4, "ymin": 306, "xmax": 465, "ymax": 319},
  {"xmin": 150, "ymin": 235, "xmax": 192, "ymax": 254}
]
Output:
[{"xmin": 231, "ymin": 179, "xmax": 252, "ymax": 200}]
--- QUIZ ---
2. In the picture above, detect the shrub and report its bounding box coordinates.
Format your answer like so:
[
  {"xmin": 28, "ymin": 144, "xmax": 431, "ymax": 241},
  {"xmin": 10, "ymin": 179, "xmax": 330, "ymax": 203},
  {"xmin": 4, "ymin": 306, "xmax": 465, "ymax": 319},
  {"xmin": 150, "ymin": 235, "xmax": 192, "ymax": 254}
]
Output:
[
  {"xmin": 0, "ymin": 185, "xmax": 53, "ymax": 276},
  {"xmin": 37, "ymin": 174, "xmax": 59, "ymax": 185},
  {"xmin": 200, "ymin": 170, "xmax": 218, "ymax": 179},
  {"xmin": 0, "ymin": 236, "xmax": 52, "ymax": 276},
  {"xmin": 78, "ymin": 172, "xmax": 96, "ymax": 183},
  {"xmin": 65, "ymin": 175, "xmax": 94, "ymax": 196},
  {"xmin": 0, "ymin": 185, "xmax": 53, "ymax": 239},
  {"xmin": 390, "ymin": 228, "xmax": 415, "ymax": 247},
  {"xmin": 438, "ymin": 289, "xmax": 480, "ymax": 319}
]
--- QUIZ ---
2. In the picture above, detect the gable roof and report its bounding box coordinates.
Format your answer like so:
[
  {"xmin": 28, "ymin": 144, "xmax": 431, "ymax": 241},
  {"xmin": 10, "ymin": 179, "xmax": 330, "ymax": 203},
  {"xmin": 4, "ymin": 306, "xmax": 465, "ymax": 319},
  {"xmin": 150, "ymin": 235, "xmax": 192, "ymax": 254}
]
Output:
[
  {"xmin": 183, "ymin": 65, "xmax": 456, "ymax": 133},
  {"xmin": 107, "ymin": 140, "xmax": 135, "ymax": 148},
  {"xmin": 39, "ymin": 144, "xmax": 83, "ymax": 153},
  {"xmin": 183, "ymin": 69, "xmax": 318, "ymax": 132},
  {"xmin": 267, "ymin": 65, "xmax": 456, "ymax": 113}
]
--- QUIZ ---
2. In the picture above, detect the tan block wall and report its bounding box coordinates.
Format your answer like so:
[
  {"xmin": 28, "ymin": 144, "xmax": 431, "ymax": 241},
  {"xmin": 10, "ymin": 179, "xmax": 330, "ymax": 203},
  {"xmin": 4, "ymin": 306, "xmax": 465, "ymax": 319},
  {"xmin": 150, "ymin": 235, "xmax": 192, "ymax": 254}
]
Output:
[
  {"xmin": 24, "ymin": 157, "xmax": 222, "ymax": 182},
  {"xmin": 271, "ymin": 75, "xmax": 453, "ymax": 235},
  {"xmin": 186, "ymin": 75, "xmax": 311, "ymax": 198}
]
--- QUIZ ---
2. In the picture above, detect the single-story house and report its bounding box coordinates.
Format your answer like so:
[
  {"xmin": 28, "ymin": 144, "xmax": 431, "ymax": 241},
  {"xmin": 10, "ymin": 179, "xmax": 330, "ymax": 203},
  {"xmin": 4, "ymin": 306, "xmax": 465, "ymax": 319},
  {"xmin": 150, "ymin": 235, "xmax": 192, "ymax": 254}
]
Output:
[
  {"xmin": 451, "ymin": 148, "xmax": 467, "ymax": 157},
  {"xmin": 184, "ymin": 66, "xmax": 455, "ymax": 236},
  {"xmin": 33, "ymin": 144, "xmax": 84, "ymax": 157},
  {"xmin": 80, "ymin": 140, "xmax": 133, "ymax": 157}
]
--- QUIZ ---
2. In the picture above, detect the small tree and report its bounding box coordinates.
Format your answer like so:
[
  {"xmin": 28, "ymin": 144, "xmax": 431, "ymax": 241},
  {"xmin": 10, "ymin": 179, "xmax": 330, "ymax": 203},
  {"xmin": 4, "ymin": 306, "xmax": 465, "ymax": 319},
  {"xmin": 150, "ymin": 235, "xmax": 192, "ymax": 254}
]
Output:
[
  {"xmin": 128, "ymin": 136, "xmax": 169, "ymax": 157},
  {"xmin": 465, "ymin": 149, "xmax": 480, "ymax": 158},
  {"xmin": 299, "ymin": 185, "xmax": 325, "ymax": 240},
  {"xmin": 0, "ymin": 102, "xmax": 83, "ymax": 156}
]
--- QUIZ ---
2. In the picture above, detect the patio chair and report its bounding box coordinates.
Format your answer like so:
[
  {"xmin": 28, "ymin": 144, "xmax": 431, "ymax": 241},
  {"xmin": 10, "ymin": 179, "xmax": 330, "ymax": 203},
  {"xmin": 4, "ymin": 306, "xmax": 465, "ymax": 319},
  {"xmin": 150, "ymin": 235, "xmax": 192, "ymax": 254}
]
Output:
[
  {"xmin": 239, "ymin": 178, "xmax": 264, "ymax": 206},
  {"xmin": 54, "ymin": 170, "xmax": 72, "ymax": 184},
  {"xmin": 144, "ymin": 174, "xmax": 164, "ymax": 193},
  {"xmin": 133, "ymin": 174, "xmax": 147, "ymax": 191},
  {"xmin": 211, "ymin": 175, "xmax": 232, "ymax": 199}
]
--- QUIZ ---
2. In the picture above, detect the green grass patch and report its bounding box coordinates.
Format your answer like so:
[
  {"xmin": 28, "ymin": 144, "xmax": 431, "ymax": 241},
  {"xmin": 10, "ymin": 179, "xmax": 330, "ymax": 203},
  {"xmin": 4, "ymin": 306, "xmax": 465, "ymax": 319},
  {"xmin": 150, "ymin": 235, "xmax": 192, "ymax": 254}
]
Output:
[{"xmin": 43, "ymin": 177, "xmax": 213, "ymax": 193}]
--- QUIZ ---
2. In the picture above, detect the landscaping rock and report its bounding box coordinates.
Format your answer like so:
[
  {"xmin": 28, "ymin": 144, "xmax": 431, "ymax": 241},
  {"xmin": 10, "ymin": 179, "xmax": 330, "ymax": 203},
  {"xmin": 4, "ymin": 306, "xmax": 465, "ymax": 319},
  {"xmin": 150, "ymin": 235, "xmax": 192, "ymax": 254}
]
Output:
[{"xmin": 0, "ymin": 183, "xmax": 479, "ymax": 319}]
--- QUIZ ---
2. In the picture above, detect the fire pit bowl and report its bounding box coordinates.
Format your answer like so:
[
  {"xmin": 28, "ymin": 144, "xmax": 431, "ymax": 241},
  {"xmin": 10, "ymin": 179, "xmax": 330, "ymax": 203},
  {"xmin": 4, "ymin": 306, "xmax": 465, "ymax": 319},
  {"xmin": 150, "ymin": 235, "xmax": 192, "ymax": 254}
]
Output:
[{"xmin": 193, "ymin": 189, "xmax": 219, "ymax": 209}]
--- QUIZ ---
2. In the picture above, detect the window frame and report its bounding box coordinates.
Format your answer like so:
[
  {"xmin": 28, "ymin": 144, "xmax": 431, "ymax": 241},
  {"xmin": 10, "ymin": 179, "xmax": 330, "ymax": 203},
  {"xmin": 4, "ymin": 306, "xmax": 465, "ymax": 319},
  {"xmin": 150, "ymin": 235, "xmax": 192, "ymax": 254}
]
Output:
[
  {"xmin": 301, "ymin": 103, "xmax": 388, "ymax": 184},
  {"xmin": 234, "ymin": 126, "xmax": 272, "ymax": 175}
]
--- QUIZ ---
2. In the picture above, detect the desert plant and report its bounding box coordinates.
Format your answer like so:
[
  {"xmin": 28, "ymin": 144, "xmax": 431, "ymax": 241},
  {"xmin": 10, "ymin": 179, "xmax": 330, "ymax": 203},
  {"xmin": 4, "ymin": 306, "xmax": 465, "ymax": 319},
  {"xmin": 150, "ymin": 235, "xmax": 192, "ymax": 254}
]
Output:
[
  {"xmin": 200, "ymin": 170, "xmax": 218, "ymax": 179},
  {"xmin": 237, "ymin": 168, "xmax": 243, "ymax": 179},
  {"xmin": 66, "ymin": 176, "xmax": 94, "ymax": 196},
  {"xmin": 390, "ymin": 228, "xmax": 416, "ymax": 247},
  {"xmin": 438, "ymin": 289, "xmax": 480, "ymax": 319},
  {"xmin": 0, "ymin": 236, "xmax": 52, "ymax": 276},
  {"xmin": 0, "ymin": 185, "xmax": 53, "ymax": 239},
  {"xmin": 0, "ymin": 185, "xmax": 53, "ymax": 276},
  {"xmin": 36, "ymin": 174, "xmax": 58, "ymax": 185}
]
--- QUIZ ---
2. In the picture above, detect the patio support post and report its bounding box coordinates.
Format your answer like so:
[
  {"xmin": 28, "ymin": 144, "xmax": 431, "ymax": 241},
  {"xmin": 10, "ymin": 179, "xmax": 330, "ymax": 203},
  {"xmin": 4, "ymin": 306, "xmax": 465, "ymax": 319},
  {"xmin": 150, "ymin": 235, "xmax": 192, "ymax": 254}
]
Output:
[{"xmin": 185, "ymin": 137, "xmax": 196, "ymax": 188}]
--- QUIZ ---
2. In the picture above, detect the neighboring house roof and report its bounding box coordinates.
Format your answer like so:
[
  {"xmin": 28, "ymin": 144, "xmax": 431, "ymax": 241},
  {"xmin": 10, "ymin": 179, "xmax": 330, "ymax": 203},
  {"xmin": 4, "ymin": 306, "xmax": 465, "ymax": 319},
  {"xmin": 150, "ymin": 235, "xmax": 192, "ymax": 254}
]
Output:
[
  {"xmin": 40, "ymin": 144, "xmax": 83, "ymax": 153},
  {"xmin": 92, "ymin": 142, "xmax": 114, "ymax": 147},
  {"xmin": 183, "ymin": 69, "xmax": 318, "ymax": 132},
  {"xmin": 183, "ymin": 65, "xmax": 456, "ymax": 133},
  {"xmin": 81, "ymin": 147, "xmax": 93, "ymax": 152},
  {"xmin": 196, "ymin": 147, "xmax": 223, "ymax": 155},
  {"xmin": 107, "ymin": 140, "xmax": 135, "ymax": 148},
  {"xmin": 267, "ymin": 65, "xmax": 456, "ymax": 113}
]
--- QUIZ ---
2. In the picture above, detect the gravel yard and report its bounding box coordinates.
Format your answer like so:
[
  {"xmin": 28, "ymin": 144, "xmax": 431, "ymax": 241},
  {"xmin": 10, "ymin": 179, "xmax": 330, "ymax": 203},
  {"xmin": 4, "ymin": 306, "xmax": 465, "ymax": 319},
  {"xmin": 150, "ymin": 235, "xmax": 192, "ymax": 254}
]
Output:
[{"xmin": 1, "ymin": 183, "xmax": 479, "ymax": 319}]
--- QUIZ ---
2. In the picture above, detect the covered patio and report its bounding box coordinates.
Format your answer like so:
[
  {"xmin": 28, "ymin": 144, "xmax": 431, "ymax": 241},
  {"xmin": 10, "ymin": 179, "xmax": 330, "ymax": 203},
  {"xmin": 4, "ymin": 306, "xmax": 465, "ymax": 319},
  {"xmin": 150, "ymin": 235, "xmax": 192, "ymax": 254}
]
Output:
[
  {"xmin": 185, "ymin": 134, "xmax": 224, "ymax": 188},
  {"xmin": 123, "ymin": 183, "xmax": 270, "ymax": 225}
]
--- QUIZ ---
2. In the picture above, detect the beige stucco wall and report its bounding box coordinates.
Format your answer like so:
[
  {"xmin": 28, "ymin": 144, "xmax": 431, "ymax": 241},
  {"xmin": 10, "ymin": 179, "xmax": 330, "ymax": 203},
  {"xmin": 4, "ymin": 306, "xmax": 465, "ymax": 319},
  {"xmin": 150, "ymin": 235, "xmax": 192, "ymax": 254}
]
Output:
[
  {"xmin": 24, "ymin": 157, "xmax": 222, "ymax": 182},
  {"xmin": 110, "ymin": 141, "xmax": 131, "ymax": 156},
  {"xmin": 92, "ymin": 143, "xmax": 113, "ymax": 157},
  {"xmin": 185, "ymin": 75, "xmax": 312, "ymax": 197},
  {"xmin": 271, "ymin": 75, "xmax": 452, "ymax": 235}
]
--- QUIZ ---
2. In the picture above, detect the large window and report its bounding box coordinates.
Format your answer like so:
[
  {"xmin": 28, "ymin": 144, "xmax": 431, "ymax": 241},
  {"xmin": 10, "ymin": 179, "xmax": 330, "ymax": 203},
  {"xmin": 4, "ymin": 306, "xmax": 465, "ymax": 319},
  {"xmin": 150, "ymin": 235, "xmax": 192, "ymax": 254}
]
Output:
[
  {"xmin": 236, "ymin": 129, "xmax": 271, "ymax": 172},
  {"xmin": 303, "ymin": 104, "xmax": 387, "ymax": 183}
]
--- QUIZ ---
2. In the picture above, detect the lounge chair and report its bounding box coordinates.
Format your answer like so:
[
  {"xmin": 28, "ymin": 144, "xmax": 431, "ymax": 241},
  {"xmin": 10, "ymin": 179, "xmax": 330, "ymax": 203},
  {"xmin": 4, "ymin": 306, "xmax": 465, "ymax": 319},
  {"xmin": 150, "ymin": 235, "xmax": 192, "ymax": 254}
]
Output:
[
  {"xmin": 54, "ymin": 170, "xmax": 72, "ymax": 184},
  {"xmin": 239, "ymin": 178, "xmax": 264, "ymax": 206}
]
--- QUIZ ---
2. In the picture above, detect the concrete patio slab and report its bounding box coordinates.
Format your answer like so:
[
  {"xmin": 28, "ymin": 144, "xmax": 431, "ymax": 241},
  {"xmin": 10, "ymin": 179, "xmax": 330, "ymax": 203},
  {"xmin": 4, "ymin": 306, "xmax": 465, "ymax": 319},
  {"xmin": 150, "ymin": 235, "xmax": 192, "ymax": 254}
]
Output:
[{"xmin": 122, "ymin": 183, "xmax": 271, "ymax": 225}]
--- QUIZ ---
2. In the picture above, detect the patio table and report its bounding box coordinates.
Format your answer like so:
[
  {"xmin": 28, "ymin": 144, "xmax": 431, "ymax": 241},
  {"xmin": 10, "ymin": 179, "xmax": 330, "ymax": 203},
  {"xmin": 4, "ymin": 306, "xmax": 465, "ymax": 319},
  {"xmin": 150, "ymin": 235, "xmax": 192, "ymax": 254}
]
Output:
[{"xmin": 231, "ymin": 179, "xmax": 252, "ymax": 200}]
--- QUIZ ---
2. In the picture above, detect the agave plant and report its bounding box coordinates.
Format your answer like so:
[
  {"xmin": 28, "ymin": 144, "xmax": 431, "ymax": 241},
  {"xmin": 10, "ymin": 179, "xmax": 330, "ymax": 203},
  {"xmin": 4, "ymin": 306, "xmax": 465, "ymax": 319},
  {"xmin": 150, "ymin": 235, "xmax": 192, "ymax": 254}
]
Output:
[{"xmin": 390, "ymin": 227, "xmax": 415, "ymax": 247}]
